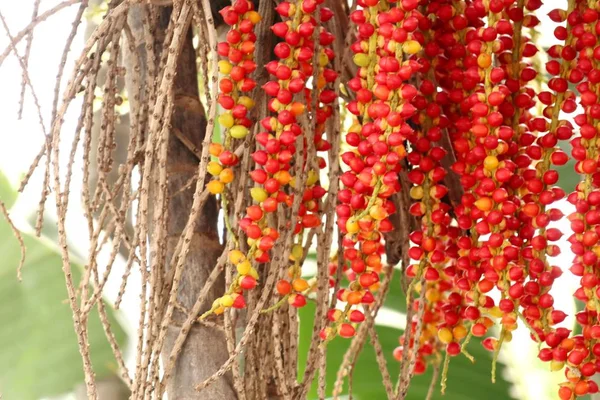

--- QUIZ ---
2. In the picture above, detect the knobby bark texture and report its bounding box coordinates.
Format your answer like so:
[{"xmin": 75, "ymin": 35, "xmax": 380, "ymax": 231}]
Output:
[{"xmin": 125, "ymin": 5, "xmax": 235, "ymax": 399}]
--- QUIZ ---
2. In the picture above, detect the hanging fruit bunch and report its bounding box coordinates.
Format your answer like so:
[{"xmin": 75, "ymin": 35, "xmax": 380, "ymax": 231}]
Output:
[
  {"xmin": 202, "ymin": 0, "xmax": 600, "ymax": 398},
  {"xmin": 325, "ymin": 0, "xmax": 423, "ymax": 340},
  {"xmin": 271, "ymin": 0, "xmax": 337, "ymax": 309},
  {"xmin": 547, "ymin": 2, "xmax": 600, "ymax": 398},
  {"xmin": 205, "ymin": 0, "xmax": 262, "ymax": 314}
]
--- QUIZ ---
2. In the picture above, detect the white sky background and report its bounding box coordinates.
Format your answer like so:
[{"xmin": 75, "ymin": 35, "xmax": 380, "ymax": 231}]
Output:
[
  {"xmin": 0, "ymin": 0, "xmax": 142, "ymax": 381},
  {"xmin": 0, "ymin": 1, "xmax": 583, "ymax": 399}
]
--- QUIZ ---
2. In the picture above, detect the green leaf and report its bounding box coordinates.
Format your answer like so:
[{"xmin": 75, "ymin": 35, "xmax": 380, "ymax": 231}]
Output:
[
  {"xmin": 298, "ymin": 303, "xmax": 513, "ymax": 400},
  {"xmin": 0, "ymin": 170, "xmax": 17, "ymax": 209},
  {"xmin": 383, "ymin": 268, "xmax": 408, "ymax": 314},
  {"xmin": 556, "ymin": 161, "xmax": 579, "ymax": 194},
  {"xmin": 0, "ymin": 199, "xmax": 127, "ymax": 399},
  {"xmin": 556, "ymin": 139, "xmax": 579, "ymax": 193}
]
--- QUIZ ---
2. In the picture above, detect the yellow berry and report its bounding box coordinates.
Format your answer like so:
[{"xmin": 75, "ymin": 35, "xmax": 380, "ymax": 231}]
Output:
[
  {"xmin": 290, "ymin": 244, "xmax": 304, "ymax": 261},
  {"xmin": 230, "ymin": 125, "xmax": 249, "ymax": 139},
  {"xmin": 353, "ymin": 53, "xmax": 370, "ymax": 67},
  {"xmin": 250, "ymin": 187, "xmax": 268, "ymax": 202},
  {"xmin": 218, "ymin": 112, "xmax": 235, "ymax": 129},
  {"xmin": 207, "ymin": 180, "xmax": 224, "ymax": 194},
  {"xmin": 229, "ymin": 250, "xmax": 245, "ymax": 264},
  {"xmin": 402, "ymin": 40, "xmax": 422, "ymax": 54},
  {"xmin": 437, "ymin": 327, "xmax": 453, "ymax": 344},
  {"xmin": 550, "ymin": 360, "xmax": 565, "ymax": 372},
  {"xmin": 484, "ymin": 155, "xmax": 499, "ymax": 171},
  {"xmin": 270, "ymin": 99, "xmax": 282, "ymax": 112},
  {"xmin": 410, "ymin": 186, "xmax": 424, "ymax": 200},
  {"xmin": 238, "ymin": 96, "xmax": 255, "ymax": 109},
  {"xmin": 346, "ymin": 218, "xmax": 359, "ymax": 234},
  {"xmin": 369, "ymin": 204, "xmax": 387, "ymax": 220},
  {"xmin": 220, "ymin": 295, "xmax": 234, "ymax": 307},
  {"xmin": 306, "ymin": 170, "xmax": 319, "ymax": 186},
  {"xmin": 425, "ymin": 288, "xmax": 440, "ymax": 303},
  {"xmin": 319, "ymin": 51, "xmax": 329, "ymax": 67},
  {"xmin": 237, "ymin": 260, "xmax": 252, "ymax": 275},
  {"xmin": 349, "ymin": 123, "xmax": 362, "ymax": 134},
  {"xmin": 248, "ymin": 267, "xmax": 259, "ymax": 279},
  {"xmin": 207, "ymin": 161, "xmax": 223, "ymax": 176},
  {"xmin": 218, "ymin": 60, "xmax": 232, "ymax": 75},
  {"xmin": 488, "ymin": 306, "xmax": 503, "ymax": 318}
]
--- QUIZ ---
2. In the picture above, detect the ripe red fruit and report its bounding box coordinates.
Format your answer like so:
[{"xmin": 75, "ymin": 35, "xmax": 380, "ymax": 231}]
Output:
[
  {"xmin": 349, "ymin": 310, "xmax": 365, "ymax": 323},
  {"xmin": 288, "ymin": 293, "xmax": 307, "ymax": 308},
  {"xmin": 339, "ymin": 323, "xmax": 356, "ymax": 338},
  {"xmin": 240, "ymin": 276, "xmax": 257, "ymax": 290}
]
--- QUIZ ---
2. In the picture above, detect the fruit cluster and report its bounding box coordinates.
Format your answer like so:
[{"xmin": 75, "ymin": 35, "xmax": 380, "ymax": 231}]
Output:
[
  {"xmin": 543, "ymin": 3, "xmax": 600, "ymax": 398},
  {"xmin": 326, "ymin": 0, "xmax": 424, "ymax": 340},
  {"xmin": 205, "ymin": 0, "xmax": 262, "ymax": 315},
  {"xmin": 208, "ymin": 0, "xmax": 261, "ymax": 197},
  {"xmin": 205, "ymin": 0, "xmax": 600, "ymax": 398},
  {"xmin": 207, "ymin": 0, "xmax": 338, "ymax": 315},
  {"xmin": 270, "ymin": 0, "xmax": 337, "ymax": 309}
]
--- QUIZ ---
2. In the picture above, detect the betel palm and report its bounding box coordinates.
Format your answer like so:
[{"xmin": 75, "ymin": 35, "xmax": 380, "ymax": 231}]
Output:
[{"xmin": 3, "ymin": 0, "xmax": 600, "ymax": 399}]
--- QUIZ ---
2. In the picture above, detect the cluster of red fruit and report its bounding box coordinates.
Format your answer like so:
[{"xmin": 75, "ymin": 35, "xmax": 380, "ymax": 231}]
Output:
[
  {"xmin": 548, "ymin": 3, "xmax": 600, "ymax": 398},
  {"xmin": 267, "ymin": 0, "xmax": 336, "ymax": 307},
  {"xmin": 207, "ymin": 0, "xmax": 338, "ymax": 315},
  {"xmin": 383, "ymin": 1, "xmax": 600, "ymax": 398},
  {"xmin": 208, "ymin": 0, "xmax": 261, "ymax": 196},
  {"xmin": 388, "ymin": 0, "xmax": 572, "ymax": 388},
  {"xmin": 205, "ymin": 0, "xmax": 600, "ymax": 397},
  {"xmin": 206, "ymin": 0, "xmax": 262, "ymax": 314},
  {"xmin": 326, "ymin": 0, "xmax": 424, "ymax": 341}
]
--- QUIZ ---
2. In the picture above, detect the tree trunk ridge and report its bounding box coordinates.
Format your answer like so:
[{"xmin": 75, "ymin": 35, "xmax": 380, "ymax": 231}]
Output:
[{"xmin": 125, "ymin": 4, "xmax": 236, "ymax": 399}]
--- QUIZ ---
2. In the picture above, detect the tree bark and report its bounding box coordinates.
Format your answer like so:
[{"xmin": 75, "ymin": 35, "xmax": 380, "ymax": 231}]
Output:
[{"xmin": 125, "ymin": 5, "xmax": 235, "ymax": 399}]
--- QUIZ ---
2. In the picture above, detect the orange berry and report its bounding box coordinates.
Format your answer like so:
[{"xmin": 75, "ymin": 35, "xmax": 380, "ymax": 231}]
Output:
[
  {"xmin": 474, "ymin": 197, "xmax": 493, "ymax": 211},
  {"xmin": 292, "ymin": 278, "xmax": 309, "ymax": 292},
  {"xmin": 453, "ymin": 325, "xmax": 468, "ymax": 340},
  {"xmin": 477, "ymin": 53, "xmax": 492, "ymax": 68},
  {"xmin": 276, "ymin": 279, "xmax": 292, "ymax": 295},
  {"xmin": 290, "ymin": 102, "xmax": 305, "ymax": 116},
  {"xmin": 219, "ymin": 168, "xmax": 234, "ymax": 184},
  {"xmin": 275, "ymin": 170, "xmax": 292, "ymax": 185},
  {"xmin": 574, "ymin": 381, "xmax": 589, "ymax": 396},
  {"xmin": 558, "ymin": 386, "xmax": 573, "ymax": 400},
  {"xmin": 209, "ymin": 143, "xmax": 223, "ymax": 157},
  {"xmin": 346, "ymin": 291, "xmax": 363, "ymax": 305}
]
